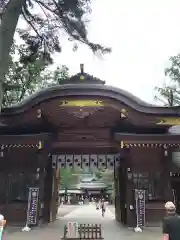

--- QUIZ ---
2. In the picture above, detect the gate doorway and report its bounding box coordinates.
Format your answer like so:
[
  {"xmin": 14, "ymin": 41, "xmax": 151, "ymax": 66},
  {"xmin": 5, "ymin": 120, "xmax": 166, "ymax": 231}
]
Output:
[{"xmin": 43, "ymin": 153, "xmax": 128, "ymax": 224}]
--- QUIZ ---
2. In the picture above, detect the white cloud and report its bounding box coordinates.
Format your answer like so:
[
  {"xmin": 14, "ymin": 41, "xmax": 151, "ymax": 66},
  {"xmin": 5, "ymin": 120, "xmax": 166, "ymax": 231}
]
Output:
[{"xmin": 49, "ymin": 0, "xmax": 180, "ymax": 104}]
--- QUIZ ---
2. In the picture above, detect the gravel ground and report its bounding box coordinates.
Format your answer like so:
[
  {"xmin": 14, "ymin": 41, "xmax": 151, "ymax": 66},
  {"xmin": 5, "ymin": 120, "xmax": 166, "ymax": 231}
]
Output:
[
  {"xmin": 4, "ymin": 204, "xmax": 162, "ymax": 240},
  {"xmin": 4, "ymin": 205, "xmax": 79, "ymax": 236}
]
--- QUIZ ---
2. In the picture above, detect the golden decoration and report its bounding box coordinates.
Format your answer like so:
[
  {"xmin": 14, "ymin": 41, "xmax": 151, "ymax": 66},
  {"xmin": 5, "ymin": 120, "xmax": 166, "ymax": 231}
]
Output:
[
  {"xmin": 120, "ymin": 143, "xmax": 180, "ymax": 148},
  {"xmin": 156, "ymin": 118, "xmax": 180, "ymax": 125},
  {"xmin": 80, "ymin": 75, "xmax": 85, "ymax": 80},
  {"xmin": 38, "ymin": 141, "xmax": 42, "ymax": 149},
  {"xmin": 120, "ymin": 108, "xmax": 127, "ymax": 118},
  {"xmin": 120, "ymin": 141, "xmax": 124, "ymax": 148},
  {"xmin": 59, "ymin": 100, "xmax": 104, "ymax": 107},
  {"xmin": 37, "ymin": 109, "xmax": 42, "ymax": 118}
]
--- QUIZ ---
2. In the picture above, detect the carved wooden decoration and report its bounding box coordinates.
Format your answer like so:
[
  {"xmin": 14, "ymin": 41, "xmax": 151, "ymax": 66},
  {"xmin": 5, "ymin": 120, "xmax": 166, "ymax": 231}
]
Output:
[{"xmin": 59, "ymin": 100, "xmax": 104, "ymax": 120}]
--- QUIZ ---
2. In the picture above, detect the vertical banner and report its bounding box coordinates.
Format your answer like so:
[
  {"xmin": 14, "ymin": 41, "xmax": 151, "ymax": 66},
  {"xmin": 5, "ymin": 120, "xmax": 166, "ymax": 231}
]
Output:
[
  {"xmin": 27, "ymin": 187, "xmax": 39, "ymax": 225},
  {"xmin": 66, "ymin": 222, "xmax": 79, "ymax": 238},
  {"xmin": 135, "ymin": 189, "xmax": 146, "ymax": 227}
]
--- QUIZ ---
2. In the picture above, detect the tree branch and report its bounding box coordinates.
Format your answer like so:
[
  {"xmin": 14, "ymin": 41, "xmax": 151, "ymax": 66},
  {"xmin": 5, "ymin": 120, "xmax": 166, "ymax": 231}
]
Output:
[{"xmin": 21, "ymin": 8, "xmax": 42, "ymax": 39}]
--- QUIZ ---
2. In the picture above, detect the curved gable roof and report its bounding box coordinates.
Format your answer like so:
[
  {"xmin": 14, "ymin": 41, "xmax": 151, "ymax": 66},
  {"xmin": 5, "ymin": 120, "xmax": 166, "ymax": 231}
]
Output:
[{"xmin": 1, "ymin": 72, "xmax": 180, "ymax": 116}]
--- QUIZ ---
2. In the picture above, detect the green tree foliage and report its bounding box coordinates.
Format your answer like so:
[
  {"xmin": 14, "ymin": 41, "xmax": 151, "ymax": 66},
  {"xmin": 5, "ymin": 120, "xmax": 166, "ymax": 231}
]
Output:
[
  {"xmin": 155, "ymin": 54, "xmax": 180, "ymax": 106},
  {"xmin": 0, "ymin": 0, "xmax": 111, "ymax": 111},
  {"xmin": 60, "ymin": 168, "xmax": 82, "ymax": 190},
  {"xmin": 3, "ymin": 42, "xmax": 69, "ymax": 106}
]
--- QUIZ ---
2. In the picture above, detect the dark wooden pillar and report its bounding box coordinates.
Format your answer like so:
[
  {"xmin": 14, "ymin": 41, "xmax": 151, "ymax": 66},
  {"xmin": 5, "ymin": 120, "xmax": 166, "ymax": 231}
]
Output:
[
  {"xmin": 51, "ymin": 167, "xmax": 60, "ymax": 221},
  {"xmin": 163, "ymin": 147, "xmax": 173, "ymax": 201},
  {"xmin": 115, "ymin": 147, "xmax": 130, "ymax": 225},
  {"xmin": 114, "ymin": 166, "xmax": 120, "ymax": 222},
  {"xmin": 36, "ymin": 149, "xmax": 49, "ymax": 224},
  {"xmin": 119, "ymin": 157, "xmax": 127, "ymax": 224},
  {"xmin": 125, "ymin": 148, "xmax": 135, "ymax": 227},
  {"xmin": 43, "ymin": 154, "xmax": 59, "ymax": 223},
  {"xmin": 43, "ymin": 155, "xmax": 53, "ymax": 223}
]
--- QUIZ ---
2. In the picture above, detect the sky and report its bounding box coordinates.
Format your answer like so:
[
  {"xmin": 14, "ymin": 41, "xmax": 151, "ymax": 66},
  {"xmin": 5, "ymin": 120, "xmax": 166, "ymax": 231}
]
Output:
[{"xmin": 51, "ymin": 0, "xmax": 180, "ymax": 105}]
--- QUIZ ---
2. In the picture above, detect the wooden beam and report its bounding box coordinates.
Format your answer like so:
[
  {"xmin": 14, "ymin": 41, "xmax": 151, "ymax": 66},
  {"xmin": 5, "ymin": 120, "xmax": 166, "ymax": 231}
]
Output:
[
  {"xmin": 0, "ymin": 133, "xmax": 51, "ymax": 145},
  {"xmin": 115, "ymin": 133, "xmax": 180, "ymax": 143}
]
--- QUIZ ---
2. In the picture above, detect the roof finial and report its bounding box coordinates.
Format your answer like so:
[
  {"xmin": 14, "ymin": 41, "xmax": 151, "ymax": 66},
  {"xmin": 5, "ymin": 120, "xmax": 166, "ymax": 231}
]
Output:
[{"xmin": 80, "ymin": 64, "xmax": 84, "ymax": 74}]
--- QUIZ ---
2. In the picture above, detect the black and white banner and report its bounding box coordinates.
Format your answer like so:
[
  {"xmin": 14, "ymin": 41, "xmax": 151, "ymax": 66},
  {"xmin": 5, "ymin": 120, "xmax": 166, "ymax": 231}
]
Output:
[
  {"xmin": 27, "ymin": 187, "xmax": 39, "ymax": 225},
  {"xmin": 135, "ymin": 189, "xmax": 146, "ymax": 227}
]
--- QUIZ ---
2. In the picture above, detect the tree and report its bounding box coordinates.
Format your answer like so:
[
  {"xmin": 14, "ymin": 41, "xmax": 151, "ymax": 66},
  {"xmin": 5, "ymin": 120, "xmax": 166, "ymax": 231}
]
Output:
[
  {"xmin": 60, "ymin": 168, "xmax": 82, "ymax": 190},
  {"xmin": 155, "ymin": 54, "xmax": 180, "ymax": 106},
  {"xmin": 3, "ymin": 42, "xmax": 69, "ymax": 106},
  {"xmin": 0, "ymin": 0, "xmax": 111, "ymax": 111}
]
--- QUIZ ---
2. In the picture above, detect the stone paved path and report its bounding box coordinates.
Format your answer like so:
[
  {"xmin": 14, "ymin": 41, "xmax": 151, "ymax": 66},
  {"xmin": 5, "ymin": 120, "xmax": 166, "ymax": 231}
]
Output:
[{"xmin": 5, "ymin": 204, "xmax": 162, "ymax": 240}]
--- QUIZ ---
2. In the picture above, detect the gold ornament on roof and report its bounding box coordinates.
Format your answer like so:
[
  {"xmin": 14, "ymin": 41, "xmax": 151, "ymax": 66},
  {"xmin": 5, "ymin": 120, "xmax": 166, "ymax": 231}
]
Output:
[
  {"xmin": 156, "ymin": 117, "xmax": 180, "ymax": 125},
  {"xmin": 38, "ymin": 141, "xmax": 42, "ymax": 149},
  {"xmin": 120, "ymin": 141, "xmax": 124, "ymax": 148},
  {"xmin": 37, "ymin": 109, "xmax": 42, "ymax": 118},
  {"xmin": 59, "ymin": 100, "xmax": 104, "ymax": 107},
  {"xmin": 80, "ymin": 63, "xmax": 84, "ymax": 80},
  {"xmin": 120, "ymin": 108, "xmax": 128, "ymax": 118}
]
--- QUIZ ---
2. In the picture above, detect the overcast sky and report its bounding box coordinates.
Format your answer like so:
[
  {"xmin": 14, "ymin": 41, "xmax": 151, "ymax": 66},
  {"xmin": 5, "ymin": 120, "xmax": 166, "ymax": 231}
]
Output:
[{"xmin": 51, "ymin": 0, "xmax": 180, "ymax": 104}]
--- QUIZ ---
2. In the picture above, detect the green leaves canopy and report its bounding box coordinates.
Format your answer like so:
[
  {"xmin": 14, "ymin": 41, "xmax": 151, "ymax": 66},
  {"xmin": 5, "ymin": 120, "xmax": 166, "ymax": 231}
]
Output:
[
  {"xmin": 3, "ymin": 42, "xmax": 69, "ymax": 106},
  {"xmin": 155, "ymin": 54, "xmax": 180, "ymax": 106}
]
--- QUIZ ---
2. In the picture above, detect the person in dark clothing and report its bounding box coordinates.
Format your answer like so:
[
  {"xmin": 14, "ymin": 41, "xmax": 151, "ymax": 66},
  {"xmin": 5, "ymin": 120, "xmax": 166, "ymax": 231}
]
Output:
[
  {"xmin": 162, "ymin": 201, "xmax": 180, "ymax": 240},
  {"xmin": 101, "ymin": 199, "xmax": 106, "ymax": 217}
]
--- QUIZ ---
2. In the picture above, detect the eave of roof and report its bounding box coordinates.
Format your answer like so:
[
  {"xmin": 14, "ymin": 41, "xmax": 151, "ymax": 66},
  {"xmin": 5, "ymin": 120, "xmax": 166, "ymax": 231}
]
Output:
[{"xmin": 1, "ymin": 83, "xmax": 180, "ymax": 116}]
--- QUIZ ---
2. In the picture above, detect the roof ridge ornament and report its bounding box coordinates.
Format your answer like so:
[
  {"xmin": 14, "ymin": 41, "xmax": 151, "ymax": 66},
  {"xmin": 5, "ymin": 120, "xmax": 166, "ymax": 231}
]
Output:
[
  {"xmin": 80, "ymin": 63, "xmax": 84, "ymax": 74},
  {"xmin": 59, "ymin": 64, "xmax": 105, "ymax": 85},
  {"xmin": 80, "ymin": 64, "xmax": 85, "ymax": 80}
]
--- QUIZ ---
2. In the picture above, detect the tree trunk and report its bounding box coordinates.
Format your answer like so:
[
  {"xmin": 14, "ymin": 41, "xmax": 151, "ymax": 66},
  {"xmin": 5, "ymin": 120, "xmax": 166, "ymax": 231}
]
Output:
[{"xmin": 0, "ymin": 0, "xmax": 26, "ymax": 111}]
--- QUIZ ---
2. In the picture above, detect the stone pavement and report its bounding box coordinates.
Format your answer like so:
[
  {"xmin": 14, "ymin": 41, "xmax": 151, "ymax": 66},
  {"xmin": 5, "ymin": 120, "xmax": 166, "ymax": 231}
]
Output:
[{"xmin": 5, "ymin": 204, "xmax": 162, "ymax": 240}]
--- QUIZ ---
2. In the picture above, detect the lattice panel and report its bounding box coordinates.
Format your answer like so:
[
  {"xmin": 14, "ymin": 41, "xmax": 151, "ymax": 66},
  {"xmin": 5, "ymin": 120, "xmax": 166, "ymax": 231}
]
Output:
[
  {"xmin": 90, "ymin": 154, "xmax": 98, "ymax": 168},
  {"xmin": 82, "ymin": 155, "xmax": 90, "ymax": 171},
  {"xmin": 52, "ymin": 154, "xmax": 120, "ymax": 169},
  {"xmin": 66, "ymin": 155, "xmax": 74, "ymax": 168},
  {"xmin": 57, "ymin": 155, "xmax": 66, "ymax": 168},
  {"xmin": 107, "ymin": 154, "xmax": 115, "ymax": 168},
  {"xmin": 73, "ymin": 155, "xmax": 82, "ymax": 169},
  {"xmin": 98, "ymin": 155, "xmax": 107, "ymax": 169}
]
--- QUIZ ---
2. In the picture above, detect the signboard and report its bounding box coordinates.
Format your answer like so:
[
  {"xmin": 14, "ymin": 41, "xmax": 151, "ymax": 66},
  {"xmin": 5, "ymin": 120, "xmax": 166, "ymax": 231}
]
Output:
[
  {"xmin": 66, "ymin": 222, "xmax": 79, "ymax": 238},
  {"xmin": 27, "ymin": 187, "xmax": 39, "ymax": 225},
  {"xmin": 135, "ymin": 189, "xmax": 146, "ymax": 227}
]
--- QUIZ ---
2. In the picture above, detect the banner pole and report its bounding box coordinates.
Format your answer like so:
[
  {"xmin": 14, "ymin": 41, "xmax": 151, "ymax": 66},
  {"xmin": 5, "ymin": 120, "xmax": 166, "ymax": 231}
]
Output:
[
  {"xmin": 134, "ymin": 189, "xmax": 143, "ymax": 233},
  {"xmin": 22, "ymin": 187, "xmax": 31, "ymax": 232}
]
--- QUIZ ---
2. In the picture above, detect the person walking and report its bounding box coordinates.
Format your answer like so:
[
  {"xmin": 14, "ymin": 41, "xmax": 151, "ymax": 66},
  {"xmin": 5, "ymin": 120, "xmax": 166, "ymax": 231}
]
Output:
[
  {"xmin": 162, "ymin": 201, "xmax": 180, "ymax": 240},
  {"xmin": 101, "ymin": 199, "xmax": 106, "ymax": 217}
]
